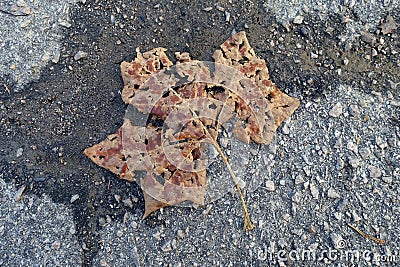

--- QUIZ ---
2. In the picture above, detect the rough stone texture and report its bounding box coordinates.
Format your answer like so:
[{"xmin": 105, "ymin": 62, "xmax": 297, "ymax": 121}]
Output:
[
  {"xmin": 0, "ymin": 0, "xmax": 78, "ymax": 92},
  {"xmin": 0, "ymin": 177, "xmax": 82, "ymax": 266}
]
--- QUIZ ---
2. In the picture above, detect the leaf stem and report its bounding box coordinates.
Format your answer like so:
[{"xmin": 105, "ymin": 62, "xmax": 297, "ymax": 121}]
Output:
[
  {"xmin": 347, "ymin": 223, "xmax": 385, "ymax": 245},
  {"xmin": 169, "ymin": 89, "xmax": 254, "ymax": 231},
  {"xmin": 211, "ymin": 138, "xmax": 255, "ymax": 231}
]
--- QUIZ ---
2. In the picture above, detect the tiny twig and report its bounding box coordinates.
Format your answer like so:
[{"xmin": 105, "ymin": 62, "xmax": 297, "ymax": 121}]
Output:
[
  {"xmin": 348, "ymin": 223, "xmax": 386, "ymax": 245},
  {"xmin": 0, "ymin": 9, "xmax": 30, "ymax": 17},
  {"xmin": 4, "ymin": 84, "xmax": 11, "ymax": 95},
  {"xmin": 169, "ymin": 90, "xmax": 254, "ymax": 231}
]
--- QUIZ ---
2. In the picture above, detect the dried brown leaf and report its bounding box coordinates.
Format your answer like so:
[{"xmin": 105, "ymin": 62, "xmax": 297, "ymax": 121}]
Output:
[
  {"xmin": 213, "ymin": 31, "xmax": 300, "ymax": 130},
  {"xmin": 84, "ymin": 128, "xmax": 134, "ymax": 182},
  {"xmin": 85, "ymin": 31, "xmax": 300, "ymax": 221}
]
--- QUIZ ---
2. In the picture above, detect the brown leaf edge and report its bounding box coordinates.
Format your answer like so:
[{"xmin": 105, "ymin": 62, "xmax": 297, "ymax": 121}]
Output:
[{"xmin": 84, "ymin": 31, "xmax": 301, "ymax": 220}]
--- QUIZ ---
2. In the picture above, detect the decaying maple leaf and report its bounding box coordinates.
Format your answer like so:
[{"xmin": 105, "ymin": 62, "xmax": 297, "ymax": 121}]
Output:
[{"xmin": 84, "ymin": 32, "xmax": 300, "ymax": 230}]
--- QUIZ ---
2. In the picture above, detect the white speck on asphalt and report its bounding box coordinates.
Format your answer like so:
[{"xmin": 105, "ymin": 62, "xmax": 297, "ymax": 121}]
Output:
[
  {"xmin": 329, "ymin": 103, "xmax": 343, "ymax": 117},
  {"xmin": 327, "ymin": 188, "xmax": 340, "ymax": 199},
  {"xmin": 70, "ymin": 194, "xmax": 80, "ymax": 203},
  {"xmin": 74, "ymin": 51, "xmax": 88, "ymax": 61},
  {"xmin": 265, "ymin": 180, "xmax": 275, "ymax": 191},
  {"xmin": 368, "ymin": 165, "xmax": 382, "ymax": 178},
  {"xmin": 16, "ymin": 148, "xmax": 23, "ymax": 157}
]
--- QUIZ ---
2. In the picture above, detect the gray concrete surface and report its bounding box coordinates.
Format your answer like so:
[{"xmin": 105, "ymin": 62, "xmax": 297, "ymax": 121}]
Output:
[
  {"xmin": 0, "ymin": 176, "xmax": 82, "ymax": 266},
  {"xmin": 0, "ymin": 0, "xmax": 78, "ymax": 92}
]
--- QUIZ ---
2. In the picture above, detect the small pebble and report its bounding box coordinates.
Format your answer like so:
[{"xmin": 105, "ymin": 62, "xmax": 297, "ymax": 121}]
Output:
[
  {"xmin": 293, "ymin": 15, "xmax": 304, "ymax": 24},
  {"xmin": 325, "ymin": 26, "xmax": 334, "ymax": 35},
  {"xmin": 20, "ymin": 19, "xmax": 32, "ymax": 28},
  {"xmin": 334, "ymin": 138, "xmax": 342, "ymax": 149},
  {"xmin": 327, "ymin": 188, "xmax": 340, "ymax": 198},
  {"xmin": 281, "ymin": 123, "xmax": 290, "ymax": 135},
  {"xmin": 52, "ymin": 51, "xmax": 61, "ymax": 64},
  {"xmin": 123, "ymin": 212, "xmax": 129, "ymax": 224},
  {"xmin": 33, "ymin": 177, "xmax": 47, "ymax": 182},
  {"xmin": 336, "ymin": 198, "xmax": 347, "ymax": 211},
  {"xmin": 122, "ymin": 198, "xmax": 133, "ymax": 208},
  {"xmin": 303, "ymin": 166, "xmax": 311, "ymax": 176},
  {"xmin": 21, "ymin": 7, "xmax": 31, "ymax": 15},
  {"xmin": 359, "ymin": 147, "xmax": 371, "ymax": 159},
  {"xmin": 100, "ymin": 260, "xmax": 109, "ymax": 267},
  {"xmin": 334, "ymin": 212, "xmax": 343, "ymax": 220},
  {"xmin": 310, "ymin": 52, "xmax": 318, "ymax": 59},
  {"xmin": 360, "ymin": 31, "xmax": 375, "ymax": 45},
  {"xmin": 382, "ymin": 176, "xmax": 392, "ymax": 183},
  {"xmin": 16, "ymin": 148, "xmax": 23, "ymax": 157},
  {"xmin": 225, "ymin": 11, "xmax": 230, "ymax": 22},
  {"xmin": 336, "ymin": 157, "xmax": 344, "ymax": 170},
  {"xmin": 376, "ymin": 136, "xmax": 388, "ymax": 149},
  {"xmin": 177, "ymin": 230, "xmax": 185, "ymax": 238},
  {"xmin": 74, "ymin": 51, "xmax": 88, "ymax": 61},
  {"xmin": 323, "ymin": 221, "xmax": 330, "ymax": 231},
  {"xmin": 348, "ymin": 104, "xmax": 360, "ymax": 117},
  {"xmin": 216, "ymin": 6, "xmax": 225, "ymax": 12},
  {"xmin": 347, "ymin": 141, "xmax": 358, "ymax": 154},
  {"xmin": 220, "ymin": 137, "xmax": 229, "ymax": 148},
  {"xmin": 14, "ymin": 185, "xmax": 26, "ymax": 201},
  {"xmin": 99, "ymin": 217, "xmax": 106, "ymax": 226},
  {"xmin": 329, "ymin": 103, "xmax": 343, "ymax": 118},
  {"xmin": 51, "ymin": 241, "xmax": 61, "ymax": 250},
  {"xmin": 292, "ymin": 191, "xmax": 302, "ymax": 203},
  {"xmin": 265, "ymin": 180, "xmax": 275, "ymax": 191},
  {"xmin": 282, "ymin": 213, "xmax": 291, "ymax": 222},
  {"xmin": 310, "ymin": 183, "xmax": 319, "ymax": 199},
  {"xmin": 59, "ymin": 19, "xmax": 72, "ymax": 28},
  {"xmin": 294, "ymin": 175, "xmax": 304, "ymax": 185},
  {"xmin": 70, "ymin": 194, "xmax": 80, "ymax": 203},
  {"xmin": 17, "ymin": 0, "xmax": 26, "ymax": 7},
  {"xmin": 299, "ymin": 26, "xmax": 310, "ymax": 37},
  {"xmin": 348, "ymin": 156, "xmax": 360, "ymax": 168},
  {"xmin": 69, "ymin": 226, "xmax": 76, "ymax": 235},
  {"xmin": 368, "ymin": 165, "xmax": 382, "ymax": 178},
  {"xmin": 161, "ymin": 240, "xmax": 172, "ymax": 252},
  {"xmin": 303, "ymin": 181, "xmax": 309, "ymax": 190},
  {"xmin": 352, "ymin": 210, "xmax": 362, "ymax": 222}
]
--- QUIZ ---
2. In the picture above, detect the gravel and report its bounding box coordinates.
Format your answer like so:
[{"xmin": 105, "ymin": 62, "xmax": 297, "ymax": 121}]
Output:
[
  {"xmin": 0, "ymin": 177, "xmax": 82, "ymax": 266},
  {"xmin": 92, "ymin": 212, "xmax": 139, "ymax": 267},
  {"xmin": 0, "ymin": 0, "xmax": 78, "ymax": 92}
]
